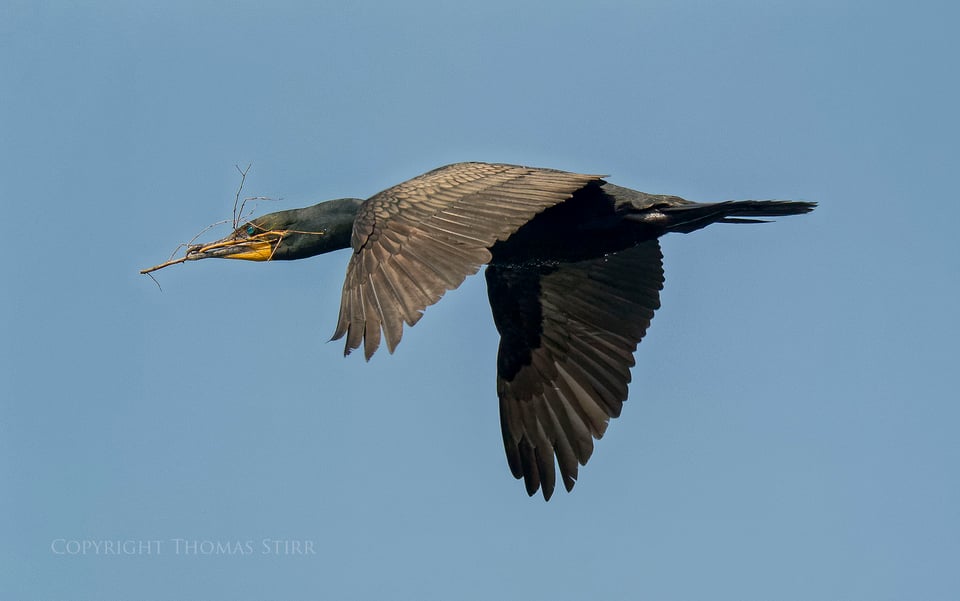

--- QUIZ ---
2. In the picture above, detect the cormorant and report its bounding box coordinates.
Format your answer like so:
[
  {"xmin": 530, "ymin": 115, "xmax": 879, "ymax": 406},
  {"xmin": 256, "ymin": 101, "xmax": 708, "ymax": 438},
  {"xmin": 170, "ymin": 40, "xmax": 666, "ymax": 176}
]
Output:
[{"xmin": 143, "ymin": 162, "xmax": 815, "ymax": 499}]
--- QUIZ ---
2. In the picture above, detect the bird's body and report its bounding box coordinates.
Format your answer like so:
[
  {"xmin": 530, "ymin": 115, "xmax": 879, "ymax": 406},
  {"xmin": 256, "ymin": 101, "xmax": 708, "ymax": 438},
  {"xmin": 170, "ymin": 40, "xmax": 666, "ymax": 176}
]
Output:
[{"xmin": 150, "ymin": 162, "xmax": 815, "ymax": 499}]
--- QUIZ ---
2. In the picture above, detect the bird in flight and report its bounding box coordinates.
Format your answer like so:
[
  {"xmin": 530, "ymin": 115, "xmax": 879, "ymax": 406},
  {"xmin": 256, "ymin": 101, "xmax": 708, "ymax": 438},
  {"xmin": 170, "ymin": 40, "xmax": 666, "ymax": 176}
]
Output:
[{"xmin": 143, "ymin": 162, "xmax": 815, "ymax": 499}]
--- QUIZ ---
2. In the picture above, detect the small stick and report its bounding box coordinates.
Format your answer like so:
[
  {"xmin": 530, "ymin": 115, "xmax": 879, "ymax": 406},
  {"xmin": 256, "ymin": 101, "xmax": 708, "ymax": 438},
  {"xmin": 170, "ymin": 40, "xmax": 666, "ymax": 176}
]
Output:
[
  {"xmin": 140, "ymin": 254, "xmax": 191, "ymax": 274},
  {"xmin": 233, "ymin": 164, "xmax": 251, "ymax": 229},
  {"xmin": 145, "ymin": 271, "xmax": 163, "ymax": 291},
  {"xmin": 141, "ymin": 165, "xmax": 274, "ymax": 282}
]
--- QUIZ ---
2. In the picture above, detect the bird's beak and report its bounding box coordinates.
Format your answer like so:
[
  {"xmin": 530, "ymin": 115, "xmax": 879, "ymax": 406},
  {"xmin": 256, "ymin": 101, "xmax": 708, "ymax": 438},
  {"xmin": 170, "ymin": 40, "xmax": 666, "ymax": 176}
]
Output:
[
  {"xmin": 141, "ymin": 229, "xmax": 284, "ymax": 275},
  {"xmin": 185, "ymin": 231, "xmax": 280, "ymax": 262}
]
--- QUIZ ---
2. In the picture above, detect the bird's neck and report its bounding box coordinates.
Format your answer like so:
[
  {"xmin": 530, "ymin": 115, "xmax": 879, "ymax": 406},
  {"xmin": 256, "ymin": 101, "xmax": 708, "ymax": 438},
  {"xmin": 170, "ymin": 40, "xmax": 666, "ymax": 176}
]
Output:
[{"xmin": 281, "ymin": 198, "xmax": 363, "ymax": 259}]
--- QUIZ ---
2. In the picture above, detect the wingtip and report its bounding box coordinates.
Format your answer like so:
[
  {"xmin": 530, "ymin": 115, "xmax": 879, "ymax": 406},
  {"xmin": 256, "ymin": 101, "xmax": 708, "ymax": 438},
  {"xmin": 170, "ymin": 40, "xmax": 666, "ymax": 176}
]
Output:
[{"xmin": 541, "ymin": 485, "xmax": 554, "ymax": 501}]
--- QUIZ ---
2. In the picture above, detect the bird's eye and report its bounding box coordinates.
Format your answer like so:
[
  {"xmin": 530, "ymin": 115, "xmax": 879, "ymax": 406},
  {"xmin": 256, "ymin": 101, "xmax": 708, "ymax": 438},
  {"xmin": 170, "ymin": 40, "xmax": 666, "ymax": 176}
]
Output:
[{"xmin": 246, "ymin": 225, "xmax": 257, "ymax": 236}]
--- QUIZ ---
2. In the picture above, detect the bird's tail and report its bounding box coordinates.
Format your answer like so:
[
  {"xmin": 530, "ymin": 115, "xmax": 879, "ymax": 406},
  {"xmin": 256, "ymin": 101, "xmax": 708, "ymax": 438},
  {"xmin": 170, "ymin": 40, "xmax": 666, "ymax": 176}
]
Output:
[{"xmin": 651, "ymin": 200, "xmax": 816, "ymax": 234}]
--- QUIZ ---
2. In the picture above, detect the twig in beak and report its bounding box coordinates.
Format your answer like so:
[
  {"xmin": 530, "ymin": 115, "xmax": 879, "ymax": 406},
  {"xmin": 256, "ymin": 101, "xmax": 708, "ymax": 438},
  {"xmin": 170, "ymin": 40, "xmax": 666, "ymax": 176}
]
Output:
[{"xmin": 140, "ymin": 254, "xmax": 190, "ymax": 274}]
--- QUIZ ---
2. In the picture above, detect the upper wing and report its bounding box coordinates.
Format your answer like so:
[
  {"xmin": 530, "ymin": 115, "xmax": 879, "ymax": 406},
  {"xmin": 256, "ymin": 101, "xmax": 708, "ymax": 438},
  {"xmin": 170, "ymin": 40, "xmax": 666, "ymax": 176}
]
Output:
[
  {"xmin": 332, "ymin": 162, "xmax": 604, "ymax": 359},
  {"xmin": 486, "ymin": 241, "xmax": 664, "ymax": 500}
]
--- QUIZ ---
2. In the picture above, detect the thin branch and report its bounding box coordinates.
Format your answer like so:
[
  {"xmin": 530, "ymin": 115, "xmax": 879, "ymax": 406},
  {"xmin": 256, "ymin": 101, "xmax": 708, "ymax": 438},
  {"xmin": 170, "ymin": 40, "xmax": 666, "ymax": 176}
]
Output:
[
  {"xmin": 233, "ymin": 163, "xmax": 252, "ymax": 229},
  {"xmin": 146, "ymin": 271, "xmax": 163, "ymax": 290},
  {"xmin": 141, "ymin": 164, "xmax": 279, "ymax": 280},
  {"xmin": 140, "ymin": 255, "xmax": 190, "ymax": 275}
]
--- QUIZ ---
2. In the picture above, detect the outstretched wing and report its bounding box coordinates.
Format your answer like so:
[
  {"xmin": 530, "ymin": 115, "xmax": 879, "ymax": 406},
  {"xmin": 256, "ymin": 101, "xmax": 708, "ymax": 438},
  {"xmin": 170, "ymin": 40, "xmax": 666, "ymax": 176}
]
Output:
[
  {"xmin": 486, "ymin": 241, "xmax": 664, "ymax": 500},
  {"xmin": 332, "ymin": 162, "xmax": 604, "ymax": 359}
]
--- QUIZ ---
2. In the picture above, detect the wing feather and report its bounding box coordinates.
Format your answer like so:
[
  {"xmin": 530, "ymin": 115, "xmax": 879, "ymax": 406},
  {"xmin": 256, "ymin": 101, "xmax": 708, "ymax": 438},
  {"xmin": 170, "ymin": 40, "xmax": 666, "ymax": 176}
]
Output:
[
  {"xmin": 332, "ymin": 162, "xmax": 604, "ymax": 358},
  {"xmin": 486, "ymin": 241, "xmax": 664, "ymax": 499}
]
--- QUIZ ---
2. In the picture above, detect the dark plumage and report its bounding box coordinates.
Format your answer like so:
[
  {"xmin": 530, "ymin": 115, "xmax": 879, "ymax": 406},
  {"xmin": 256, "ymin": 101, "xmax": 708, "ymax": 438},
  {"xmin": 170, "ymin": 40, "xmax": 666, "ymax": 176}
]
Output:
[{"xmin": 154, "ymin": 162, "xmax": 815, "ymax": 499}]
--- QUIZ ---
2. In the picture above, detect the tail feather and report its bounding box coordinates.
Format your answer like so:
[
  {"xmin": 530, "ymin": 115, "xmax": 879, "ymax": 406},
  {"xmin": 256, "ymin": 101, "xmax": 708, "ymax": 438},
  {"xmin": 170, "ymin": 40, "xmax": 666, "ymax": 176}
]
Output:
[
  {"xmin": 657, "ymin": 200, "xmax": 816, "ymax": 234},
  {"xmin": 720, "ymin": 217, "xmax": 772, "ymax": 224}
]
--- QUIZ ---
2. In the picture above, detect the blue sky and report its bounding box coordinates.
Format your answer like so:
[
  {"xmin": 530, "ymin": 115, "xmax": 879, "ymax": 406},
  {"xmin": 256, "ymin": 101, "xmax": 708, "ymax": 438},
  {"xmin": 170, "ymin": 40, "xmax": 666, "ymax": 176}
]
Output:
[{"xmin": 2, "ymin": 1, "xmax": 958, "ymax": 599}]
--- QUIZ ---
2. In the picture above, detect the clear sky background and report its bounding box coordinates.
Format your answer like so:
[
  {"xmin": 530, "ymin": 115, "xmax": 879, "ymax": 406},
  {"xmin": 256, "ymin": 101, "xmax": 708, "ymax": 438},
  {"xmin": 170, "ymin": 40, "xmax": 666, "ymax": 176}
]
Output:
[{"xmin": 2, "ymin": 1, "xmax": 958, "ymax": 599}]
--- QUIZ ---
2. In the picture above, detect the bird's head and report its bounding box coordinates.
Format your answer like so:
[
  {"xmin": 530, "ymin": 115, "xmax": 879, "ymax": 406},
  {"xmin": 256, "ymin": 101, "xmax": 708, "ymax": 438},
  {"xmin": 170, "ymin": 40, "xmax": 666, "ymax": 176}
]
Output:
[{"xmin": 184, "ymin": 198, "xmax": 363, "ymax": 263}]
